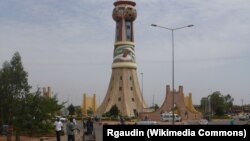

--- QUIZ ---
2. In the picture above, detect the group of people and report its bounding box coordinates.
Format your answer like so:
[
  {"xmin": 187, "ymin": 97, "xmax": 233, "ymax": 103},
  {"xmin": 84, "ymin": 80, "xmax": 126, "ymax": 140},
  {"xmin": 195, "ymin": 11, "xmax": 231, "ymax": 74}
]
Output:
[{"xmin": 54, "ymin": 117, "xmax": 94, "ymax": 141}]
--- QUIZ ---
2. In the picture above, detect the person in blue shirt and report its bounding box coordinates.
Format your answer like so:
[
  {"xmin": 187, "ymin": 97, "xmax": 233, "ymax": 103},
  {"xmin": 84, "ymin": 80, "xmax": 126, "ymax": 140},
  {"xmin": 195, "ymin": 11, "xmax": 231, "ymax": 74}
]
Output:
[
  {"xmin": 230, "ymin": 118, "xmax": 235, "ymax": 125},
  {"xmin": 86, "ymin": 117, "xmax": 94, "ymax": 135}
]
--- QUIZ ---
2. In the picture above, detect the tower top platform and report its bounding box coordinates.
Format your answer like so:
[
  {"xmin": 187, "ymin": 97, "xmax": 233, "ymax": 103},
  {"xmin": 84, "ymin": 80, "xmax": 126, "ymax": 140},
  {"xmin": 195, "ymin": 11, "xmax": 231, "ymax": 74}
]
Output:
[
  {"xmin": 116, "ymin": 0, "xmax": 135, "ymax": 1},
  {"xmin": 114, "ymin": 0, "xmax": 136, "ymax": 6}
]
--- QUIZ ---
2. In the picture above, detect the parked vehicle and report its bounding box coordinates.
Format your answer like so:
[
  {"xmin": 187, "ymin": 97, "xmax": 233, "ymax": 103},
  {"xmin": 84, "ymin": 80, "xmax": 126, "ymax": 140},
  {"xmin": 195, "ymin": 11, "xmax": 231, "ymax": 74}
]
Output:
[
  {"xmin": 244, "ymin": 120, "xmax": 250, "ymax": 125},
  {"xmin": 198, "ymin": 119, "xmax": 208, "ymax": 125},
  {"xmin": 161, "ymin": 113, "xmax": 182, "ymax": 122},
  {"xmin": 238, "ymin": 114, "xmax": 249, "ymax": 121}
]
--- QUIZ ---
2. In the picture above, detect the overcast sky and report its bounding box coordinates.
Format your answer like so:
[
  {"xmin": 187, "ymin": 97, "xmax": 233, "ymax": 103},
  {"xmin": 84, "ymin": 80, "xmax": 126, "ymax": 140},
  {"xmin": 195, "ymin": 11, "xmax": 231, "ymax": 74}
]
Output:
[{"xmin": 1, "ymin": 0, "xmax": 250, "ymax": 106}]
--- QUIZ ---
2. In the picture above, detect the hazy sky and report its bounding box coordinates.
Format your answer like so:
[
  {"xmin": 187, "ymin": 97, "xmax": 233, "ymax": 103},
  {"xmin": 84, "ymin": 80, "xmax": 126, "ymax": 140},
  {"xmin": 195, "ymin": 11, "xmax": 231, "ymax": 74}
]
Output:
[{"xmin": 1, "ymin": 0, "xmax": 250, "ymax": 106}]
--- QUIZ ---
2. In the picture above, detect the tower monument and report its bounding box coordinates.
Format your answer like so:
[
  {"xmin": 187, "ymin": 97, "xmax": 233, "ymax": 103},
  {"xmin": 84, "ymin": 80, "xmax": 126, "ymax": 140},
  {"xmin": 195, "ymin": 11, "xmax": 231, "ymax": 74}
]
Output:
[{"xmin": 96, "ymin": 0, "xmax": 146, "ymax": 117}]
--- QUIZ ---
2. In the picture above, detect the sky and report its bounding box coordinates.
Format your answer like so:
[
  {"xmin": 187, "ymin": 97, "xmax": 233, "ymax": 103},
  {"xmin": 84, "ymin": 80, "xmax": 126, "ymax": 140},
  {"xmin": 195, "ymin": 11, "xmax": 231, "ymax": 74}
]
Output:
[{"xmin": 1, "ymin": 0, "xmax": 250, "ymax": 106}]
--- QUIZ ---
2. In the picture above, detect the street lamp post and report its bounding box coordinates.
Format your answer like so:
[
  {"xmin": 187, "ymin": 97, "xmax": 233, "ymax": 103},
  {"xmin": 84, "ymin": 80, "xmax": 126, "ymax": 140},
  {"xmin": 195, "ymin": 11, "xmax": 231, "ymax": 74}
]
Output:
[
  {"xmin": 151, "ymin": 24, "xmax": 194, "ymax": 125},
  {"xmin": 141, "ymin": 72, "xmax": 144, "ymax": 113},
  {"xmin": 241, "ymin": 99, "xmax": 244, "ymax": 112},
  {"xmin": 207, "ymin": 95, "xmax": 211, "ymax": 120}
]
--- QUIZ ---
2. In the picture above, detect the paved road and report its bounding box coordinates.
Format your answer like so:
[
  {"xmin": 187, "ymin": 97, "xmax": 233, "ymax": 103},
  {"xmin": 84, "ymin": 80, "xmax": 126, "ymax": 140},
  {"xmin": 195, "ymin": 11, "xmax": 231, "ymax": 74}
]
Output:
[
  {"xmin": 3, "ymin": 119, "xmax": 248, "ymax": 141},
  {"xmin": 187, "ymin": 119, "xmax": 248, "ymax": 125},
  {"xmin": 46, "ymin": 121, "xmax": 102, "ymax": 141}
]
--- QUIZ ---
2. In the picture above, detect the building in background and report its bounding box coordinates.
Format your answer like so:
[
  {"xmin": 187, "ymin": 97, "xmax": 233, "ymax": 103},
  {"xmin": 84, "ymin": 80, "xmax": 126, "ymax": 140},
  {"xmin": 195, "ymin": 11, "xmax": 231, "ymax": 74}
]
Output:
[
  {"xmin": 82, "ymin": 93, "xmax": 97, "ymax": 116},
  {"xmin": 43, "ymin": 86, "xmax": 53, "ymax": 97},
  {"xmin": 140, "ymin": 85, "xmax": 202, "ymax": 121}
]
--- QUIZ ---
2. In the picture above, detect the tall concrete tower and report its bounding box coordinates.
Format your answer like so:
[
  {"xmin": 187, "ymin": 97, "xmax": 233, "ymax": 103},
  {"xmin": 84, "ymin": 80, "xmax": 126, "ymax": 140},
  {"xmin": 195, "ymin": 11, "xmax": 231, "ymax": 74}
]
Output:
[{"xmin": 96, "ymin": 0, "xmax": 146, "ymax": 117}]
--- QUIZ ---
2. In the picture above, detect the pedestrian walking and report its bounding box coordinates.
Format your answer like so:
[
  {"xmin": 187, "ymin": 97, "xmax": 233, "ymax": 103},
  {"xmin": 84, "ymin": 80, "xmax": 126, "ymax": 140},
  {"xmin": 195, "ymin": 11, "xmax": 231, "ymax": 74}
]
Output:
[
  {"xmin": 230, "ymin": 118, "xmax": 235, "ymax": 125},
  {"xmin": 83, "ymin": 117, "xmax": 95, "ymax": 141},
  {"xmin": 86, "ymin": 117, "xmax": 94, "ymax": 135},
  {"xmin": 66, "ymin": 117, "xmax": 76, "ymax": 141},
  {"xmin": 120, "ymin": 116, "xmax": 125, "ymax": 125},
  {"xmin": 54, "ymin": 118, "xmax": 63, "ymax": 141},
  {"xmin": 73, "ymin": 117, "xmax": 77, "ymax": 126}
]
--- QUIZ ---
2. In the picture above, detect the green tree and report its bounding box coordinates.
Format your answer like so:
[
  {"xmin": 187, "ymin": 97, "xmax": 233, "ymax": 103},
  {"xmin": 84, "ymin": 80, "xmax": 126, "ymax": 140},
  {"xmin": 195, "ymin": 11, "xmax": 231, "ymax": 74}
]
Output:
[
  {"xmin": 75, "ymin": 106, "xmax": 83, "ymax": 118},
  {"xmin": 109, "ymin": 105, "xmax": 120, "ymax": 117},
  {"xmin": 200, "ymin": 91, "xmax": 234, "ymax": 117},
  {"xmin": 68, "ymin": 104, "xmax": 75, "ymax": 116},
  {"xmin": 208, "ymin": 91, "xmax": 234, "ymax": 116},
  {"xmin": 215, "ymin": 105, "xmax": 224, "ymax": 116},
  {"xmin": 0, "ymin": 52, "xmax": 31, "ymax": 141},
  {"xmin": 87, "ymin": 107, "xmax": 94, "ymax": 116},
  {"xmin": 0, "ymin": 52, "xmax": 65, "ymax": 140},
  {"xmin": 210, "ymin": 91, "xmax": 225, "ymax": 116},
  {"xmin": 21, "ymin": 89, "xmax": 64, "ymax": 136},
  {"xmin": 200, "ymin": 97, "xmax": 208, "ymax": 114},
  {"xmin": 154, "ymin": 104, "xmax": 159, "ymax": 111},
  {"xmin": 103, "ymin": 104, "xmax": 120, "ymax": 118},
  {"xmin": 224, "ymin": 94, "xmax": 234, "ymax": 113},
  {"xmin": 149, "ymin": 104, "xmax": 159, "ymax": 111}
]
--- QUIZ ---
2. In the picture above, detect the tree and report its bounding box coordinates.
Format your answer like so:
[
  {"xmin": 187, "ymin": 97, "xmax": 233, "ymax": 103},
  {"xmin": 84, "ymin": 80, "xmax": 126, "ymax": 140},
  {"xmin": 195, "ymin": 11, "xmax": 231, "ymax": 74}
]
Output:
[
  {"xmin": 109, "ymin": 105, "xmax": 120, "ymax": 117},
  {"xmin": 153, "ymin": 104, "xmax": 159, "ymax": 111},
  {"xmin": 210, "ymin": 91, "xmax": 225, "ymax": 116},
  {"xmin": 87, "ymin": 107, "xmax": 94, "ymax": 116},
  {"xmin": 215, "ymin": 105, "xmax": 224, "ymax": 116},
  {"xmin": 68, "ymin": 104, "xmax": 75, "ymax": 116},
  {"xmin": 0, "ymin": 52, "xmax": 31, "ymax": 141},
  {"xmin": 224, "ymin": 94, "xmax": 234, "ymax": 113},
  {"xmin": 18, "ymin": 88, "xmax": 64, "ymax": 136},
  {"xmin": 200, "ymin": 97, "xmax": 208, "ymax": 114},
  {"xmin": 75, "ymin": 106, "xmax": 83, "ymax": 118},
  {"xmin": 149, "ymin": 104, "xmax": 159, "ymax": 111},
  {"xmin": 0, "ymin": 52, "xmax": 65, "ymax": 140},
  {"xmin": 205, "ymin": 91, "xmax": 234, "ymax": 116},
  {"xmin": 103, "ymin": 105, "xmax": 120, "ymax": 118}
]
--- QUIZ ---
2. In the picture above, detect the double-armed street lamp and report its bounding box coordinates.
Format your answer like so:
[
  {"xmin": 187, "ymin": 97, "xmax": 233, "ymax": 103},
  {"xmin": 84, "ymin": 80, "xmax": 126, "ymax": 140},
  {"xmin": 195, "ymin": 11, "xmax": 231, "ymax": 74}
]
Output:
[{"xmin": 151, "ymin": 24, "xmax": 194, "ymax": 125}]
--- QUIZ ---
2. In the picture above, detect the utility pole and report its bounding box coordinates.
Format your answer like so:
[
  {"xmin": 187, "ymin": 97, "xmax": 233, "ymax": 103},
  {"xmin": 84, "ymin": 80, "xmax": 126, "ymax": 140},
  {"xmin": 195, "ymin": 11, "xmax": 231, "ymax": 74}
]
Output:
[{"xmin": 241, "ymin": 99, "xmax": 244, "ymax": 112}]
